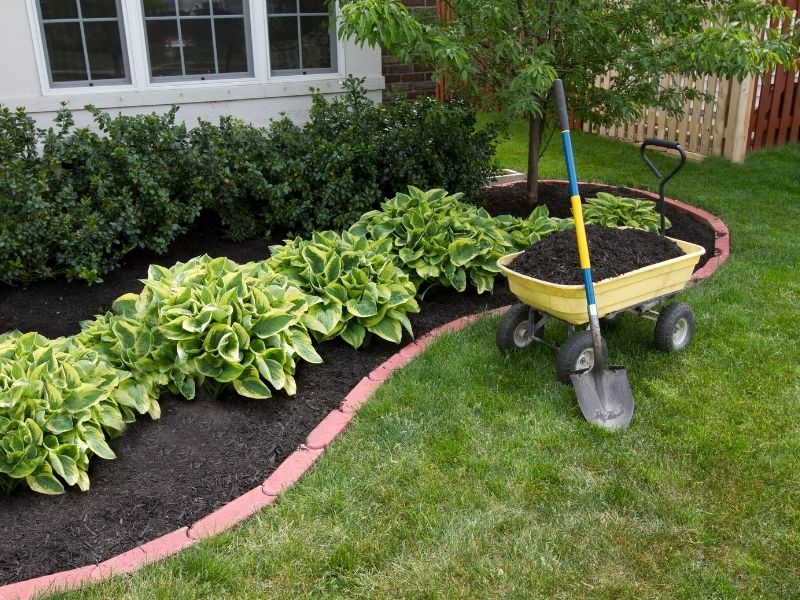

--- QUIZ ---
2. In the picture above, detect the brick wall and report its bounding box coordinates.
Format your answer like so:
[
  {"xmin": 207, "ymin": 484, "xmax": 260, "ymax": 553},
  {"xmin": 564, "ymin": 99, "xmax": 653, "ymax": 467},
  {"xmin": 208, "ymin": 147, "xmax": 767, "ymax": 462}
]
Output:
[{"xmin": 381, "ymin": 0, "xmax": 438, "ymax": 102}]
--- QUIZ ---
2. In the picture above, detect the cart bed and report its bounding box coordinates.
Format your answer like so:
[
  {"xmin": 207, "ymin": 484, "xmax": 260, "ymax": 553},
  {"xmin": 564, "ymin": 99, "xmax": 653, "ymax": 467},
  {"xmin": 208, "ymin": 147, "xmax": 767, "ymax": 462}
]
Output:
[{"xmin": 497, "ymin": 237, "xmax": 705, "ymax": 325}]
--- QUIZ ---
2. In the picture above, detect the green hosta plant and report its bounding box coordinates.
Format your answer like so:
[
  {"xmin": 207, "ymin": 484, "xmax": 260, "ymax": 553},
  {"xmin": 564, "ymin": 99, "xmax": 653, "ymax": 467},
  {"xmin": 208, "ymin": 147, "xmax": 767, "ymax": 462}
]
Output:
[
  {"xmin": 267, "ymin": 230, "xmax": 419, "ymax": 349},
  {"xmin": 0, "ymin": 331, "xmax": 138, "ymax": 495},
  {"xmin": 493, "ymin": 205, "xmax": 573, "ymax": 251},
  {"xmin": 350, "ymin": 187, "xmax": 518, "ymax": 294},
  {"xmin": 582, "ymin": 192, "xmax": 670, "ymax": 232},
  {"xmin": 90, "ymin": 255, "xmax": 323, "ymax": 401}
]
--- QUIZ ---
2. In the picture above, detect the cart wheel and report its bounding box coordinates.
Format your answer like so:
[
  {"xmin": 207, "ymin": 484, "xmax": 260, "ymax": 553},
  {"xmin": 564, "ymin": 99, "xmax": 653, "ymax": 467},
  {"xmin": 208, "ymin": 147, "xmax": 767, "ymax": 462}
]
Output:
[
  {"xmin": 496, "ymin": 303, "xmax": 543, "ymax": 354},
  {"xmin": 654, "ymin": 302, "xmax": 695, "ymax": 352},
  {"xmin": 555, "ymin": 330, "xmax": 608, "ymax": 384}
]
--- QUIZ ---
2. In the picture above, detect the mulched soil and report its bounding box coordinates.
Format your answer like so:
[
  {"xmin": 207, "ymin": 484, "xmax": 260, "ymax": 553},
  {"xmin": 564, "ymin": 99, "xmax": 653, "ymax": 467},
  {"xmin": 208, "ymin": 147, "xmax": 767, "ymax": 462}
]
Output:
[
  {"xmin": 509, "ymin": 225, "xmax": 685, "ymax": 285},
  {"xmin": 477, "ymin": 180, "xmax": 716, "ymax": 272},
  {"xmin": 0, "ymin": 180, "xmax": 716, "ymax": 585}
]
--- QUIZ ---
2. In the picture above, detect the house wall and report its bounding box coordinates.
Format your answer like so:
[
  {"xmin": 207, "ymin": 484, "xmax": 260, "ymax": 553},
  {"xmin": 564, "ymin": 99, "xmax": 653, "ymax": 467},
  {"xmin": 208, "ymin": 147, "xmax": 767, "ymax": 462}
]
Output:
[
  {"xmin": 0, "ymin": 1, "xmax": 384, "ymax": 129},
  {"xmin": 381, "ymin": 0, "xmax": 437, "ymax": 101}
]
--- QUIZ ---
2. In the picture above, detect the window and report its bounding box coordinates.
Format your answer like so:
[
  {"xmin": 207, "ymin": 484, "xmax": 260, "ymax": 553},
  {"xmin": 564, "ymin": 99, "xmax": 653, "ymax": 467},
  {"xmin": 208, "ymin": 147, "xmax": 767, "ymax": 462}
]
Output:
[
  {"xmin": 142, "ymin": 0, "xmax": 251, "ymax": 80},
  {"xmin": 267, "ymin": 0, "xmax": 336, "ymax": 75},
  {"xmin": 35, "ymin": 0, "xmax": 129, "ymax": 87}
]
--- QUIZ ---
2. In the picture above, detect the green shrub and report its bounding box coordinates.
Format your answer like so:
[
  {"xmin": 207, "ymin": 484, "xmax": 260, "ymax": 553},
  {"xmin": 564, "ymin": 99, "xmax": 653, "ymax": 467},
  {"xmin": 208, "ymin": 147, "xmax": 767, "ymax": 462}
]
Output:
[
  {"xmin": 0, "ymin": 105, "xmax": 203, "ymax": 284},
  {"xmin": 267, "ymin": 231, "xmax": 419, "ymax": 348}
]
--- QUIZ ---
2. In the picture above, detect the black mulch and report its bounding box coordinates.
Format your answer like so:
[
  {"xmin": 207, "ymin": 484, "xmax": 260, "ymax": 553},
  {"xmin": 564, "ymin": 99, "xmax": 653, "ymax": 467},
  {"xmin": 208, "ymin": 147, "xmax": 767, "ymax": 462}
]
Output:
[
  {"xmin": 509, "ymin": 225, "xmax": 685, "ymax": 285},
  {"xmin": 0, "ymin": 180, "xmax": 717, "ymax": 585}
]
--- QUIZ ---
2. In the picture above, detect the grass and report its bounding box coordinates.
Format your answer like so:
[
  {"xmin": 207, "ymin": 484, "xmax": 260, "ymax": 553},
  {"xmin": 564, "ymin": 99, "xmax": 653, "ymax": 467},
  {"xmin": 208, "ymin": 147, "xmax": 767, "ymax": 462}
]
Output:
[{"xmin": 49, "ymin": 126, "xmax": 800, "ymax": 599}]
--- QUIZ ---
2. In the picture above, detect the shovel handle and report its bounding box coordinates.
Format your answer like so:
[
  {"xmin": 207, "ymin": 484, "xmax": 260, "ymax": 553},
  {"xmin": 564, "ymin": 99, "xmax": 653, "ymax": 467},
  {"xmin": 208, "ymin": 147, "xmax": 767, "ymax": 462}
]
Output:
[{"xmin": 553, "ymin": 79, "xmax": 607, "ymax": 369}]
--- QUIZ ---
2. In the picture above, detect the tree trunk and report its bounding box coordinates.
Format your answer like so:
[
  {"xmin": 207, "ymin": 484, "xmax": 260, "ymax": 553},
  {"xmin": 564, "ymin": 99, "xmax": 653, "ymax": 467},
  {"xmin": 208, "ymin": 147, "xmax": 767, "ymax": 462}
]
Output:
[{"xmin": 526, "ymin": 114, "xmax": 543, "ymax": 208}]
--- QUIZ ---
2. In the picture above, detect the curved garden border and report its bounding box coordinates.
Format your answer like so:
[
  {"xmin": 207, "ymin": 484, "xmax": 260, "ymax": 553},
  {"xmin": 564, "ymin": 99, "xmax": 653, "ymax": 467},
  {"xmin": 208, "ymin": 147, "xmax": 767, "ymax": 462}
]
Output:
[{"xmin": 0, "ymin": 185, "xmax": 730, "ymax": 600}]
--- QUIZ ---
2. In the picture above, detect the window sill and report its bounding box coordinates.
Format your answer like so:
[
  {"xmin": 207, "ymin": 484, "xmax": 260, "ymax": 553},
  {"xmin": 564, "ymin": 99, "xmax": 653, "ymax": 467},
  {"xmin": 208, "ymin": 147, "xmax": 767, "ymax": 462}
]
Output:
[{"xmin": 10, "ymin": 75, "xmax": 386, "ymax": 113}]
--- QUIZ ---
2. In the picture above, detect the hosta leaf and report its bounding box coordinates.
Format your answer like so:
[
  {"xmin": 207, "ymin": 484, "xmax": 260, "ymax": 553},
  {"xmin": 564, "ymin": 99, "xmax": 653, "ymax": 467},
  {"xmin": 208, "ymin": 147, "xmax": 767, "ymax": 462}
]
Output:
[
  {"xmin": 301, "ymin": 245, "xmax": 327, "ymax": 275},
  {"xmin": 46, "ymin": 411, "xmax": 73, "ymax": 435},
  {"xmin": 346, "ymin": 297, "xmax": 378, "ymax": 318},
  {"xmin": 64, "ymin": 385, "xmax": 107, "ymax": 412},
  {"xmin": 452, "ymin": 267, "xmax": 467, "ymax": 292},
  {"xmin": 217, "ymin": 332, "xmax": 241, "ymax": 363},
  {"xmin": 288, "ymin": 330, "xmax": 322, "ymax": 364},
  {"xmin": 232, "ymin": 369, "xmax": 272, "ymax": 399},
  {"xmin": 112, "ymin": 320, "xmax": 138, "ymax": 350},
  {"xmin": 216, "ymin": 361, "xmax": 245, "ymax": 383},
  {"xmin": 82, "ymin": 425, "xmax": 116, "ymax": 460},
  {"xmin": 340, "ymin": 321, "xmax": 366, "ymax": 349},
  {"xmin": 255, "ymin": 355, "xmax": 287, "ymax": 389},
  {"xmin": 49, "ymin": 453, "xmax": 79, "ymax": 486},
  {"xmin": 111, "ymin": 293, "xmax": 139, "ymax": 316},
  {"xmin": 252, "ymin": 314, "xmax": 296, "ymax": 338},
  {"xmin": 324, "ymin": 254, "xmax": 342, "ymax": 281},
  {"xmin": 448, "ymin": 239, "xmax": 482, "ymax": 267},
  {"xmin": 324, "ymin": 282, "xmax": 349, "ymax": 305},
  {"xmin": 26, "ymin": 470, "xmax": 65, "ymax": 495},
  {"xmin": 369, "ymin": 317, "xmax": 403, "ymax": 344}
]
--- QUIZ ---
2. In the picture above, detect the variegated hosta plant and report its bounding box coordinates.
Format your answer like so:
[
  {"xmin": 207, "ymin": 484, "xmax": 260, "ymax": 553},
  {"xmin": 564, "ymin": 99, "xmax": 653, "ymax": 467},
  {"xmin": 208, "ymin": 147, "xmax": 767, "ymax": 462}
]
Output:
[
  {"xmin": 493, "ymin": 205, "xmax": 573, "ymax": 251},
  {"xmin": 267, "ymin": 231, "xmax": 419, "ymax": 349},
  {"xmin": 0, "ymin": 331, "xmax": 134, "ymax": 495},
  {"xmin": 87, "ymin": 255, "xmax": 322, "ymax": 401},
  {"xmin": 350, "ymin": 187, "xmax": 518, "ymax": 294}
]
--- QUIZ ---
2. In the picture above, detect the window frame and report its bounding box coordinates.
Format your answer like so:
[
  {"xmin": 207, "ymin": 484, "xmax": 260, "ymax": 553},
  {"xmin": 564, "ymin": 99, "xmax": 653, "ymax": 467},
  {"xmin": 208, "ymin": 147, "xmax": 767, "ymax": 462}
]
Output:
[
  {"xmin": 33, "ymin": 0, "xmax": 131, "ymax": 88},
  {"xmin": 266, "ymin": 1, "xmax": 337, "ymax": 76}
]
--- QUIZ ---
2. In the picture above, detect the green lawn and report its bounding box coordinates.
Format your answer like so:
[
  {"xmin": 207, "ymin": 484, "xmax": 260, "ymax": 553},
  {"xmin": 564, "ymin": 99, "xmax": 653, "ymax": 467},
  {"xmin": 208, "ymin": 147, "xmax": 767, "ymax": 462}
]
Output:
[{"xmin": 50, "ymin": 127, "xmax": 800, "ymax": 599}]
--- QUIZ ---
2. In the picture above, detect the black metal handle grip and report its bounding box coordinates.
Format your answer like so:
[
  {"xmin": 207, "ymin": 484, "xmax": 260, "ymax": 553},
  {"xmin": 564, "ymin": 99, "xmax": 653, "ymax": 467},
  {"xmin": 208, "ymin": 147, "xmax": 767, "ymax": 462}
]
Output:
[
  {"xmin": 642, "ymin": 138, "xmax": 682, "ymax": 152},
  {"xmin": 639, "ymin": 139, "xmax": 687, "ymax": 180},
  {"xmin": 554, "ymin": 79, "xmax": 569, "ymax": 131},
  {"xmin": 639, "ymin": 139, "xmax": 687, "ymax": 236}
]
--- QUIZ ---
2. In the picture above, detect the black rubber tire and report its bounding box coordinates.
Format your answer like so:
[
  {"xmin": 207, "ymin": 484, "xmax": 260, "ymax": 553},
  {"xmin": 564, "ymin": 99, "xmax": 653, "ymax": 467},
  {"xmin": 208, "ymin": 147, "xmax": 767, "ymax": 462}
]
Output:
[
  {"xmin": 555, "ymin": 330, "xmax": 608, "ymax": 384},
  {"xmin": 496, "ymin": 303, "xmax": 543, "ymax": 354},
  {"xmin": 654, "ymin": 302, "xmax": 695, "ymax": 352}
]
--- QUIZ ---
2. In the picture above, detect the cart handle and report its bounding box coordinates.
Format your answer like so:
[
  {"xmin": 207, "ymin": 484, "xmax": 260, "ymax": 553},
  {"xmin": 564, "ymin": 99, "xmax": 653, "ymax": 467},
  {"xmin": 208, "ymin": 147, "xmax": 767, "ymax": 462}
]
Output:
[{"xmin": 639, "ymin": 139, "xmax": 686, "ymax": 235}]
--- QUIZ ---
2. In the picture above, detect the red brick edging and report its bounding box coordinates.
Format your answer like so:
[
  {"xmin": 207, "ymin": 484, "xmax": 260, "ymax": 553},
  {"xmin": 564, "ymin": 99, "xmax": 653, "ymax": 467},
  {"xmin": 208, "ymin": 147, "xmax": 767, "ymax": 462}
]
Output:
[{"xmin": 0, "ymin": 189, "xmax": 728, "ymax": 600}]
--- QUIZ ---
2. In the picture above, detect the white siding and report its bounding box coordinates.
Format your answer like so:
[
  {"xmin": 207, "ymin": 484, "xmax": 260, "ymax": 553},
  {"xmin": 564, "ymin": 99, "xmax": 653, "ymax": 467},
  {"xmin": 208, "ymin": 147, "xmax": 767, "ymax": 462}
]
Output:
[{"xmin": 0, "ymin": 1, "xmax": 384, "ymax": 129}]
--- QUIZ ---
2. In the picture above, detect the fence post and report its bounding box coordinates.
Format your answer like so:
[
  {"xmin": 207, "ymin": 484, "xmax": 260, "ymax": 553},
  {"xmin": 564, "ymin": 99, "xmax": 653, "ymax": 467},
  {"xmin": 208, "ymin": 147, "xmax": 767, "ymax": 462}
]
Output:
[{"xmin": 724, "ymin": 76, "xmax": 756, "ymax": 163}]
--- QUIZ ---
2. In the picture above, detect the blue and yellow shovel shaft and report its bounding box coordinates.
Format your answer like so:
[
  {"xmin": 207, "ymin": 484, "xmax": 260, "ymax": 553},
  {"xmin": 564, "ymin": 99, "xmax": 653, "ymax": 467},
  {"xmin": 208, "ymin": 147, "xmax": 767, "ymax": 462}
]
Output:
[{"xmin": 556, "ymin": 89, "xmax": 598, "ymax": 319}]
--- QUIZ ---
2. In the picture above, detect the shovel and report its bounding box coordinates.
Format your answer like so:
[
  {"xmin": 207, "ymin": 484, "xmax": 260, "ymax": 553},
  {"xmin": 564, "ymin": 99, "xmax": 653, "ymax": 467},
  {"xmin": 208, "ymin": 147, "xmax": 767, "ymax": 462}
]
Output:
[{"xmin": 553, "ymin": 79, "xmax": 634, "ymax": 430}]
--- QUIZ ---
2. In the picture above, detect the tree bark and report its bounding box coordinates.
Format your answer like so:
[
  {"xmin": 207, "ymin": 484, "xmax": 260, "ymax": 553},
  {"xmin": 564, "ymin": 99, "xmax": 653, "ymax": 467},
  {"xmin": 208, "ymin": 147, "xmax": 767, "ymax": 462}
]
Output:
[{"xmin": 526, "ymin": 114, "xmax": 543, "ymax": 208}]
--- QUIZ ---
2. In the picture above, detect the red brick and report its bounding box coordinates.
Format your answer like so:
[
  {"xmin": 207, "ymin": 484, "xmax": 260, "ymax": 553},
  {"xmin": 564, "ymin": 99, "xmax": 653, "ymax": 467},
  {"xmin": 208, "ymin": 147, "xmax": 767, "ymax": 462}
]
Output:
[
  {"xmin": 368, "ymin": 364, "xmax": 390, "ymax": 382},
  {"xmin": 91, "ymin": 547, "xmax": 147, "ymax": 580},
  {"xmin": 341, "ymin": 376, "xmax": 382, "ymax": 413},
  {"xmin": 306, "ymin": 410, "xmax": 353, "ymax": 450},
  {"xmin": 138, "ymin": 527, "xmax": 194, "ymax": 564},
  {"xmin": 188, "ymin": 486, "xmax": 276, "ymax": 540},
  {"xmin": 0, "ymin": 565, "xmax": 95, "ymax": 600},
  {"xmin": 262, "ymin": 447, "xmax": 324, "ymax": 496}
]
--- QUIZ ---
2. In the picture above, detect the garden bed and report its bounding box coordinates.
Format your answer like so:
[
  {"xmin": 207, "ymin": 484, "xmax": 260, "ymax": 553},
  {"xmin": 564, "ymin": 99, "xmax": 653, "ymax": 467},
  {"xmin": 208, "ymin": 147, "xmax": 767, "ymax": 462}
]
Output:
[{"xmin": 0, "ymin": 181, "xmax": 717, "ymax": 585}]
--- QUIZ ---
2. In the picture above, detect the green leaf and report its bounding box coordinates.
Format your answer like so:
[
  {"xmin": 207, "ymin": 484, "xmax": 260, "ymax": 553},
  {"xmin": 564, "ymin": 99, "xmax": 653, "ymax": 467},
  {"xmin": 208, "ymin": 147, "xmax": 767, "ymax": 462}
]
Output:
[
  {"xmin": 26, "ymin": 470, "xmax": 65, "ymax": 495},
  {"xmin": 82, "ymin": 425, "xmax": 116, "ymax": 460},
  {"xmin": 340, "ymin": 321, "xmax": 367, "ymax": 349},
  {"xmin": 252, "ymin": 314, "xmax": 296, "ymax": 338},
  {"xmin": 255, "ymin": 355, "xmax": 287, "ymax": 390},
  {"xmin": 288, "ymin": 330, "xmax": 323, "ymax": 364},
  {"xmin": 64, "ymin": 385, "xmax": 107, "ymax": 412},
  {"xmin": 448, "ymin": 239, "xmax": 482, "ymax": 266},
  {"xmin": 49, "ymin": 453, "xmax": 79, "ymax": 487},
  {"xmin": 232, "ymin": 369, "xmax": 272, "ymax": 399},
  {"xmin": 369, "ymin": 317, "xmax": 403, "ymax": 344},
  {"xmin": 346, "ymin": 297, "xmax": 378, "ymax": 318}
]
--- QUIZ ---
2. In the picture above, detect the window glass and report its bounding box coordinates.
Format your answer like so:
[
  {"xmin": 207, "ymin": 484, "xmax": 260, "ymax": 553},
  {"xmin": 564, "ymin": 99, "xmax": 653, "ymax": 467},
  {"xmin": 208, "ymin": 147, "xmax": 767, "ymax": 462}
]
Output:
[
  {"xmin": 38, "ymin": 0, "xmax": 128, "ymax": 86},
  {"xmin": 300, "ymin": 16, "xmax": 331, "ymax": 69},
  {"xmin": 143, "ymin": 0, "xmax": 251, "ymax": 79},
  {"xmin": 80, "ymin": 0, "xmax": 119, "ymax": 18},
  {"xmin": 268, "ymin": 16, "xmax": 299, "ymax": 70},
  {"xmin": 181, "ymin": 19, "xmax": 215, "ymax": 74},
  {"xmin": 43, "ymin": 23, "xmax": 87, "ymax": 82},
  {"xmin": 84, "ymin": 21, "xmax": 126, "ymax": 79},
  {"xmin": 40, "ymin": 0, "xmax": 79, "ymax": 20},
  {"xmin": 146, "ymin": 19, "xmax": 183, "ymax": 76},
  {"xmin": 267, "ymin": 0, "xmax": 335, "ymax": 74},
  {"xmin": 215, "ymin": 18, "xmax": 249, "ymax": 73}
]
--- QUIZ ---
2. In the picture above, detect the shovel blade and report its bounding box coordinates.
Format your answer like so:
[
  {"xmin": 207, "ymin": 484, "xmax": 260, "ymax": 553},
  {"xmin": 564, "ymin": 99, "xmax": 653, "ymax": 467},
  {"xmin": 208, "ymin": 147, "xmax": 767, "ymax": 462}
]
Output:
[{"xmin": 570, "ymin": 366, "xmax": 634, "ymax": 430}]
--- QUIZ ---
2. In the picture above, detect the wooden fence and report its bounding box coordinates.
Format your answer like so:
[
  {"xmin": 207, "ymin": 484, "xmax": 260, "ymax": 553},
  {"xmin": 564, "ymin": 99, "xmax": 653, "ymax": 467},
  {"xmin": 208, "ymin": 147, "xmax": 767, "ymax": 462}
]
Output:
[{"xmin": 577, "ymin": 0, "xmax": 800, "ymax": 161}]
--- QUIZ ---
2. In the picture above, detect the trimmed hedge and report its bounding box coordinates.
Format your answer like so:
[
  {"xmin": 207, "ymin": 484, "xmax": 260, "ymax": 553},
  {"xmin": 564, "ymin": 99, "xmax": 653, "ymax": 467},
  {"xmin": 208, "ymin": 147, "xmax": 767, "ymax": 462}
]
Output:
[{"xmin": 0, "ymin": 77, "xmax": 497, "ymax": 285}]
